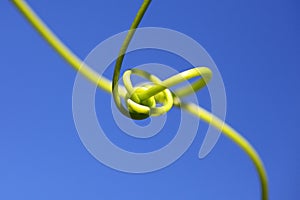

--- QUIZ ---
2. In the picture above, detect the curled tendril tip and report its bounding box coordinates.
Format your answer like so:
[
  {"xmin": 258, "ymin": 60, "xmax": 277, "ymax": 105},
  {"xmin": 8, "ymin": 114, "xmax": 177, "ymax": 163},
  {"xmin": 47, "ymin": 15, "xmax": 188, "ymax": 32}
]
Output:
[{"xmin": 11, "ymin": 0, "xmax": 268, "ymax": 199}]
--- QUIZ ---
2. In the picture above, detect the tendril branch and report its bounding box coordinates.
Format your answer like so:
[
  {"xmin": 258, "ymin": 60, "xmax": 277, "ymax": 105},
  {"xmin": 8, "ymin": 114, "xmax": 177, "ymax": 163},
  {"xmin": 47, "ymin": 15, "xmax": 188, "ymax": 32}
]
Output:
[{"xmin": 11, "ymin": 0, "xmax": 268, "ymax": 199}]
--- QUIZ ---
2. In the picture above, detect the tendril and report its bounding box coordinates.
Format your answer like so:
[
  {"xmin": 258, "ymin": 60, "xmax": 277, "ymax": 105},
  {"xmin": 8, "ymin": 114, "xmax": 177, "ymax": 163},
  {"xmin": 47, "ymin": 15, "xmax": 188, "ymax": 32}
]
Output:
[
  {"xmin": 119, "ymin": 67, "xmax": 212, "ymax": 119},
  {"xmin": 11, "ymin": 0, "xmax": 268, "ymax": 199}
]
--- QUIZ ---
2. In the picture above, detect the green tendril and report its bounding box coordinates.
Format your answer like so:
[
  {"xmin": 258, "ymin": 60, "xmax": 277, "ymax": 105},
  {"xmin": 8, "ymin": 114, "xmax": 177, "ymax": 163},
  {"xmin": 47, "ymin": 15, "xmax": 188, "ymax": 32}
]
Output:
[{"xmin": 11, "ymin": 0, "xmax": 268, "ymax": 199}]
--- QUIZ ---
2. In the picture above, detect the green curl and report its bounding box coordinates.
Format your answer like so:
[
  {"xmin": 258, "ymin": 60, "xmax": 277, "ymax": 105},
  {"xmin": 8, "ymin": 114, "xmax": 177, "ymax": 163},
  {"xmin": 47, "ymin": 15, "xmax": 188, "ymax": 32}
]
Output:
[{"xmin": 11, "ymin": 0, "xmax": 268, "ymax": 199}]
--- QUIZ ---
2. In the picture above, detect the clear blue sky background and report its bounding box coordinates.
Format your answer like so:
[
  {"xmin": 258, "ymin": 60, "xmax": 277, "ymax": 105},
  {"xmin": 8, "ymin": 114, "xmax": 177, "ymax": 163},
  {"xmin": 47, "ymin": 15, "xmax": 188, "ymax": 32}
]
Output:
[{"xmin": 1, "ymin": 0, "xmax": 299, "ymax": 199}]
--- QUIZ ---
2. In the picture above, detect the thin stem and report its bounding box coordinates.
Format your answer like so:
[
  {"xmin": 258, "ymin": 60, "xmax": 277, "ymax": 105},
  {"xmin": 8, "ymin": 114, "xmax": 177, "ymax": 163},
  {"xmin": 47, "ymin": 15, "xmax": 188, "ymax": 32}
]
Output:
[
  {"xmin": 112, "ymin": 0, "xmax": 152, "ymax": 119},
  {"xmin": 178, "ymin": 102, "xmax": 268, "ymax": 200},
  {"xmin": 11, "ymin": 0, "xmax": 120, "ymax": 95},
  {"xmin": 11, "ymin": 1, "xmax": 268, "ymax": 199}
]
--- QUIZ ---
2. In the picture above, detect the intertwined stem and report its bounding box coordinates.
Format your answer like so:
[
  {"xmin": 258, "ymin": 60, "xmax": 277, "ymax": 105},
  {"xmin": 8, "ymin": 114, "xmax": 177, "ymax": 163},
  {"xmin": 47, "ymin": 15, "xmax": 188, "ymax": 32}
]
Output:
[{"xmin": 11, "ymin": 0, "xmax": 268, "ymax": 199}]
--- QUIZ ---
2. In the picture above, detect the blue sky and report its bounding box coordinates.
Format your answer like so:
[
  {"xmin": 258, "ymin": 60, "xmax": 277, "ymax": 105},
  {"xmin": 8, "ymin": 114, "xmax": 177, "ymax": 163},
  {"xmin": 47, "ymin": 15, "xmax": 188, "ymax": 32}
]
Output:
[{"xmin": 1, "ymin": 0, "xmax": 299, "ymax": 199}]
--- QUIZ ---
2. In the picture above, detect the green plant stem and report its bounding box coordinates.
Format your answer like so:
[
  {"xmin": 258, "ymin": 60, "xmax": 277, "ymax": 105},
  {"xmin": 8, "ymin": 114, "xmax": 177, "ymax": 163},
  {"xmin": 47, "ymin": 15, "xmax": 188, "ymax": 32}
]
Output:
[
  {"xmin": 11, "ymin": 0, "xmax": 268, "ymax": 199},
  {"xmin": 112, "ymin": 0, "xmax": 152, "ymax": 120}
]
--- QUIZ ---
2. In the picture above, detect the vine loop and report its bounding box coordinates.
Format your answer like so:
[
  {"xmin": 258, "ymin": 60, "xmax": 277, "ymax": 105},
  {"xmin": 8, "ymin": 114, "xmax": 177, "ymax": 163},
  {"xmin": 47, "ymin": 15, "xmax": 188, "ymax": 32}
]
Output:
[
  {"xmin": 12, "ymin": 0, "xmax": 268, "ymax": 199},
  {"xmin": 116, "ymin": 66, "xmax": 212, "ymax": 119}
]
